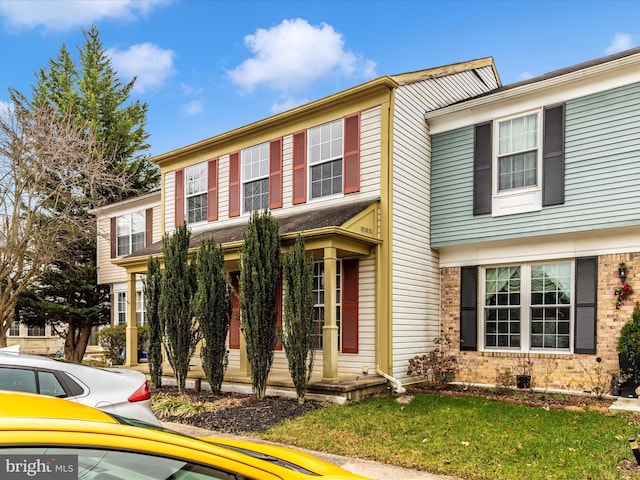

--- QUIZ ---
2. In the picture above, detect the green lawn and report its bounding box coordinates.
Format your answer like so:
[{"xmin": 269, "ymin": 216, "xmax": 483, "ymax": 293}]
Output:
[{"xmin": 261, "ymin": 393, "xmax": 640, "ymax": 480}]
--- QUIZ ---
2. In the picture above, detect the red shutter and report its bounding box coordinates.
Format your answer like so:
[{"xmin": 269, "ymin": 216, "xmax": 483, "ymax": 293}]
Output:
[
  {"xmin": 292, "ymin": 130, "xmax": 307, "ymax": 204},
  {"xmin": 145, "ymin": 208, "xmax": 153, "ymax": 247},
  {"xmin": 207, "ymin": 158, "xmax": 218, "ymax": 221},
  {"xmin": 341, "ymin": 259, "xmax": 359, "ymax": 353},
  {"xmin": 269, "ymin": 138, "xmax": 283, "ymax": 209},
  {"xmin": 274, "ymin": 282, "xmax": 282, "ymax": 350},
  {"xmin": 343, "ymin": 113, "xmax": 360, "ymax": 194},
  {"xmin": 110, "ymin": 217, "xmax": 117, "ymax": 258},
  {"xmin": 229, "ymin": 272, "xmax": 240, "ymax": 349},
  {"xmin": 174, "ymin": 169, "xmax": 184, "ymax": 227},
  {"xmin": 228, "ymin": 152, "xmax": 240, "ymax": 217}
]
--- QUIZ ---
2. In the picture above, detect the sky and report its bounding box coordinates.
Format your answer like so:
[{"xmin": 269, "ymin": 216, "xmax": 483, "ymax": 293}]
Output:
[{"xmin": 0, "ymin": 0, "xmax": 638, "ymax": 157}]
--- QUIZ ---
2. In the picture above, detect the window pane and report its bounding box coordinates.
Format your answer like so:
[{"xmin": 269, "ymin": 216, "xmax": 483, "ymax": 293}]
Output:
[
  {"xmin": 529, "ymin": 263, "xmax": 571, "ymax": 351},
  {"xmin": 243, "ymin": 179, "xmax": 268, "ymax": 213},
  {"xmin": 38, "ymin": 371, "xmax": 66, "ymax": 397},
  {"xmin": 187, "ymin": 193, "xmax": 207, "ymax": 223},
  {"xmin": 0, "ymin": 367, "xmax": 37, "ymax": 393}
]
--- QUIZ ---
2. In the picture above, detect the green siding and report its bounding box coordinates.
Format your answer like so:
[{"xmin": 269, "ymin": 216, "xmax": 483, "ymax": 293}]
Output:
[{"xmin": 431, "ymin": 82, "xmax": 640, "ymax": 246}]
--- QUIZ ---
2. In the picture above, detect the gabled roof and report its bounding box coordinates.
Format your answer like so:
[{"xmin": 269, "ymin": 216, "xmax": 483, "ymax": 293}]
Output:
[
  {"xmin": 425, "ymin": 46, "xmax": 640, "ymax": 119},
  {"xmin": 390, "ymin": 57, "xmax": 500, "ymax": 87}
]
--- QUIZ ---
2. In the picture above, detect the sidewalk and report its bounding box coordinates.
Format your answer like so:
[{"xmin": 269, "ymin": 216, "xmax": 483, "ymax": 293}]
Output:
[{"xmin": 164, "ymin": 421, "xmax": 463, "ymax": 480}]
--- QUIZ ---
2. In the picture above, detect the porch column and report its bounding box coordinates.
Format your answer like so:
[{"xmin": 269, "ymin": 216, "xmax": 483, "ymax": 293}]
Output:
[
  {"xmin": 124, "ymin": 271, "xmax": 138, "ymax": 367},
  {"xmin": 322, "ymin": 246, "xmax": 339, "ymax": 382}
]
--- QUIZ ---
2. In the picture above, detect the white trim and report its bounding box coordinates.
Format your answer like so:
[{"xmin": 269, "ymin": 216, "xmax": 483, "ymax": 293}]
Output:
[{"xmin": 437, "ymin": 225, "xmax": 640, "ymax": 267}]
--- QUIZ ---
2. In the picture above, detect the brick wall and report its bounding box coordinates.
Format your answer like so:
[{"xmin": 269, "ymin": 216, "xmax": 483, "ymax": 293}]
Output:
[{"xmin": 440, "ymin": 253, "xmax": 639, "ymax": 393}]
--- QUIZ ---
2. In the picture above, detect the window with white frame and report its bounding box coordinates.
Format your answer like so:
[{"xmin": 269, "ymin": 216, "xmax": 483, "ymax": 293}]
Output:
[
  {"xmin": 492, "ymin": 111, "xmax": 542, "ymax": 216},
  {"xmin": 483, "ymin": 262, "xmax": 572, "ymax": 351},
  {"xmin": 116, "ymin": 291, "xmax": 145, "ymax": 326},
  {"xmin": 117, "ymin": 292, "xmax": 127, "ymax": 325},
  {"xmin": 497, "ymin": 113, "xmax": 539, "ymax": 191},
  {"xmin": 241, "ymin": 142, "xmax": 269, "ymax": 213},
  {"xmin": 116, "ymin": 211, "xmax": 145, "ymax": 256},
  {"xmin": 8, "ymin": 320, "xmax": 20, "ymax": 336},
  {"xmin": 185, "ymin": 162, "xmax": 207, "ymax": 224},
  {"xmin": 312, "ymin": 261, "xmax": 341, "ymax": 349},
  {"xmin": 27, "ymin": 325, "xmax": 46, "ymax": 336},
  {"xmin": 308, "ymin": 119, "xmax": 343, "ymax": 200},
  {"xmin": 136, "ymin": 291, "xmax": 145, "ymax": 326}
]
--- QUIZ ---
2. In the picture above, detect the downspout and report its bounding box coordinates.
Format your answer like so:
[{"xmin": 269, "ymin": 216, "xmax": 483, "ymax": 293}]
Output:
[{"xmin": 376, "ymin": 365, "xmax": 406, "ymax": 394}]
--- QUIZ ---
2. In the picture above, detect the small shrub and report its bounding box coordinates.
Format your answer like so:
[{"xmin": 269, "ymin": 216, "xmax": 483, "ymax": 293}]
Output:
[
  {"xmin": 152, "ymin": 393, "xmax": 212, "ymax": 418},
  {"xmin": 578, "ymin": 358, "xmax": 614, "ymax": 399},
  {"xmin": 495, "ymin": 367, "xmax": 516, "ymax": 394},
  {"xmin": 407, "ymin": 336, "xmax": 459, "ymax": 389},
  {"xmin": 97, "ymin": 323, "xmax": 150, "ymax": 366}
]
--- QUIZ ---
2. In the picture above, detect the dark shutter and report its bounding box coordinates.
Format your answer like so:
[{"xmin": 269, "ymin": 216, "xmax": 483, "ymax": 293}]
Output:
[
  {"xmin": 207, "ymin": 158, "xmax": 218, "ymax": 221},
  {"xmin": 269, "ymin": 138, "xmax": 283, "ymax": 209},
  {"xmin": 460, "ymin": 266, "xmax": 478, "ymax": 351},
  {"xmin": 341, "ymin": 259, "xmax": 359, "ymax": 353},
  {"xmin": 292, "ymin": 130, "xmax": 307, "ymax": 204},
  {"xmin": 145, "ymin": 208, "xmax": 153, "ymax": 247},
  {"xmin": 174, "ymin": 169, "xmax": 184, "ymax": 227},
  {"xmin": 473, "ymin": 122, "xmax": 492, "ymax": 215},
  {"xmin": 110, "ymin": 217, "xmax": 117, "ymax": 258},
  {"xmin": 574, "ymin": 256, "xmax": 597, "ymax": 354},
  {"xmin": 228, "ymin": 152, "xmax": 240, "ymax": 217},
  {"xmin": 343, "ymin": 113, "xmax": 360, "ymax": 194},
  {"xmin": 229, "ymin": 272, "xmax": 240, "ymax": 349},
  {"xmin": 542, "ymin": 104, "xmax": 565, "ymax": 206}
]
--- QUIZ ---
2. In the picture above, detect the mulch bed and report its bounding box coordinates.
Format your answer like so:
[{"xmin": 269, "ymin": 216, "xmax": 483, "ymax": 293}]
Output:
[{"xmin": 153, "ymin": 386, "xmax": 325, "ymax": 434}]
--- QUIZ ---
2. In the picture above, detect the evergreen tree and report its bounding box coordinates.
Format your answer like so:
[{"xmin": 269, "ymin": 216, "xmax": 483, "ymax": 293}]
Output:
[
  {"xmin": 281, "ymin": 234, "xmax": 316, "ymax": 403},
  {"xmin": 195, "ymin": 238, "xmax": 232, "ymax": 394},
  {"xmin": 159, "ymin": 224, "xmax": 200, "ymax": 393},
  {"xmin": 145, "ymin": 256, "xmax": 163, "ymax": 388},
  {"xmin": 240, "ymin": 209, "xmax": 281, "ymax": 400},
  {"xmin": 12, "ymin": 25, "xmax": 159, "ymax": 361}
]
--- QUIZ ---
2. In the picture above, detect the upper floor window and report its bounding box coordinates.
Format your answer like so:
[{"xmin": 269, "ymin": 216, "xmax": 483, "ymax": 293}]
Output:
[
  {"xmin": 185, "ymin": 162, "xmax": 207, "ymax": 224},
  {"xmin": 482, "ymin": 261, "xmax": 572, "ymax": 352},
  {"xmin": 497, "ymin": 113, "xmax": 538, "ymax": 192},
  {"xmin": 116, "ymin": 211, "xmax": 145, "ymax": 256},
  {"xmin": 241, "ymin": 142, "xmax": 269, "ymax": 213},
  {"xmin": 308, "ymin": 119, "xmax": 343, "ymax": 200}
]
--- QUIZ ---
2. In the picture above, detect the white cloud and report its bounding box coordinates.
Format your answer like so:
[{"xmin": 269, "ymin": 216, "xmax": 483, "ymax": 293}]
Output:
[
  {"xmin": 605, "ymin": 32, "xmax": 634, "ymax": 54},
  {"xmin": 107, "ymin": 43, "xmax": 175, "ymax": 93},
  {"xmin": 0, "ymin": 0, "xmax": 169, "ymax": 32},
  {"xmin": 179, "ymin": 100, "xmax": 203, "ymax": 116},
  {"xmin": 227, "ymin": 18, "xmax": 377, "ymax": 93}
]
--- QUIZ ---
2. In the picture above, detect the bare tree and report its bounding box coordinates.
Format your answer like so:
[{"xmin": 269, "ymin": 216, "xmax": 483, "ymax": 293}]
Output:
[{"xmin": 0, "ymin": 102, "xmax": 128, "ymax": 347}]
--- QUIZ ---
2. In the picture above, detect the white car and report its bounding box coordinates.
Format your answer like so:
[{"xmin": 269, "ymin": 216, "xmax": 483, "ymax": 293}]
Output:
[{"xmin": 0, "ymin": 348, "xmax": 160, "ymax": 425}]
